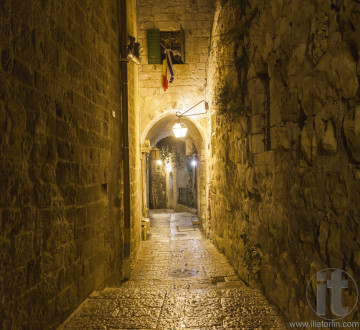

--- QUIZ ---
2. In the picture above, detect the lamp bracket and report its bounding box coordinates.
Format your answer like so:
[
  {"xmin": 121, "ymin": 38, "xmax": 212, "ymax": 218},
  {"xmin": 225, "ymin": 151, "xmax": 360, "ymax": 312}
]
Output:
[{"xmin": 176, "ymin": 100, "xmax": 208, "ymax": 118}]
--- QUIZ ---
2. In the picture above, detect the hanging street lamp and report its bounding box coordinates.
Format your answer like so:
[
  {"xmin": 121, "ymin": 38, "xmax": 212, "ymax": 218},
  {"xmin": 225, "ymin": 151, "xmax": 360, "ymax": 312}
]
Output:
[
  {"xmin": 172, "ymin": 100, "xmax": 209, "ymax": 138},
  {"xmin": 172, "ymin": 122, "xmax": 188, "ymax": 138}
]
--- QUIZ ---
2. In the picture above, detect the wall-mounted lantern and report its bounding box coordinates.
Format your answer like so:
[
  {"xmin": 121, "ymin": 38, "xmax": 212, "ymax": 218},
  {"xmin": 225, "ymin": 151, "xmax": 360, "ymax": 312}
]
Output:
[
  {"xmin": 172, "ymin": 122, "xmax": 188, "ymax": 138},
  {"xmin": 127, "ymin": 35, "xmax": 141, "ymax": 64}
]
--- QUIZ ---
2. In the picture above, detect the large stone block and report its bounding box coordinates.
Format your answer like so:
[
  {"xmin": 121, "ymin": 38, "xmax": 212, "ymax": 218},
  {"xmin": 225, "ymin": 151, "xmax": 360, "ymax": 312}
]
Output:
[
  {"xmin": 299, "ymin": 74, "xmax": 327, "ymax": 116},
  {"xmin": 14, "ymin": 232, "xmax": 34, "ymax": 267},
  {"xmin": 308, "ymin": 12, "xmax": 328, "ymax": 64},
  {"xmin": 343, "ymin": 106, "xmax": 360, "ymax": 163},
  {"xmin": 56, "ymin": 162, "xmax": 71, "ymax": 185},
  {"xmin": 2, "ymin": 209, "xmax": 22, "ymax": 236},
  {"xmin": 251, "ymin": 94, "xmax": 266, "ymax": 116},
  {"xmin": 300, "ymin": 124, "xmax": 316, "ymax": 163},
  {"xmin": 250, "ymin": 134, "xmax": 264, "ymax": 154},
  {"xmin": 320, "ymin": 120, "xmax": 337, "ymax": 155},
  {"xmin": 13, "ymin": 59, "xmax": 33, "ymax": 86},
  {"xmin": 1, "ymin": 49, "xmax": 12, "ymax": 72},
  {"xmin": 35, "ymin": 184, "xmax": 54, "ymax": 208},
  {"xmin": 251, "ymin": 115, "xmax": 264, "ymax": 134},
  {"xmin": 329, "ymin": 52, "xmax": 358, "ymax": 99},
  {"xmin": 326, "ymin": 173, "xmax": 348, "ymax": 216}
]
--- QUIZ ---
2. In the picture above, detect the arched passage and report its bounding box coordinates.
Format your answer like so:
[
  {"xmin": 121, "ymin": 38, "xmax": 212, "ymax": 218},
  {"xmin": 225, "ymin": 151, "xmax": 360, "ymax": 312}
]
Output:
[
  {"xmin": 141, "ymin": 113, "xmax": 208, "ymax": 223},
  {"xmin": 141, "ymin": 110, "xmax": 206, "ymax": 151}
]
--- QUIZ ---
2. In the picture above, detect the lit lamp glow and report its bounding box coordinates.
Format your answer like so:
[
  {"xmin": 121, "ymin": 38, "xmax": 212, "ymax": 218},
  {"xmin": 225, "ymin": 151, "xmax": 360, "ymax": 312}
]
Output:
[
  {"xmin": 156, "ymin": 159, "xmax": 162, "ymax": 165},
  {"xmin": 172, "ymin": 122, "xmax": 188, "ymax": 138},
  {"xmin": 191, "ymin": 159, "xmax": 197, "ymax": 167}
]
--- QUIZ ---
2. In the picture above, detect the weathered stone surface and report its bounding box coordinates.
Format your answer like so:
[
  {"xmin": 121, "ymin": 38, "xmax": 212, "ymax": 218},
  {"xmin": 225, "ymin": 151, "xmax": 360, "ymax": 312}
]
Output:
[
  {"xmin": 318, "ymin": 220, "xmax": 329, "ymax": 261},
  {"xmin": 138, "ymin": 0, "xmax": 214, "ymax": 135},
  {"xmin": 326, "ymin": 173, "xmax": 348, "ymax": 216},
  {"xmin": 329, "ymin": 52, "xmax": 358, "ymax": 99},
  {"xmin": 0, "ymin": 1, "xmax": 138, "ymax": 328},
  {"xmin": 300, "ymin": 74, "xmax": 327, "ymax": 116},
  {"xmin": 207, "ymin": 0, "xmax": 360, "ymax": 325},
  {"xmin": 344, "ymin": 106, "xmax": 360, "ymax": 163},
  {"xmin": 308, "ymin": 12, "xmax": 328, "ymax": 64},
  {"xmin": 300, "ymin": 124, "xmax": 317, "ymax": 163},
  {"xmin": 320, "ymin": 120, "xmax": 337, "ymax": 154},
  {"xmin": 2, "ymin": 0, "xmax": 360, "ymax": 328},
  {"xmin": 60, "ymin": 212, "xmax": 286, "ymax": 329}
]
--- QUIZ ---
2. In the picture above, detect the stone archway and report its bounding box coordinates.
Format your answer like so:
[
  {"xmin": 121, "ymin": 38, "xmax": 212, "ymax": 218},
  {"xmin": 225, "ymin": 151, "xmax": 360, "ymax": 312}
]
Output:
[{"xmin": 141, "ymin": 113, "xmax": 208, "ymax": 224}]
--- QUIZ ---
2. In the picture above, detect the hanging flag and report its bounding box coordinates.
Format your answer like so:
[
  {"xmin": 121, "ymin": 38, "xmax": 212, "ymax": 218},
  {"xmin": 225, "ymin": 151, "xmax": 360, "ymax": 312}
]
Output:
[
  {"xmin": 166, "ymin": 50, "xmax": 174, "ymax": 83},
  {"xmin": 162, "ymin": 58, "xmax": 168, "ymax": 91},
  {"xmin": 161, "ymin": 50, "xmax": 175, "ymax": 91}
]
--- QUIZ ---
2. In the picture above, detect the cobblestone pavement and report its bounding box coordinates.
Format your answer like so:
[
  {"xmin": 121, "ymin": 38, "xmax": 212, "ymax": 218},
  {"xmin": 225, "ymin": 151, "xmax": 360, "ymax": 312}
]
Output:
[{"xmin": 59, "ymin": 211, "xmax": 287, "ymax": 329}]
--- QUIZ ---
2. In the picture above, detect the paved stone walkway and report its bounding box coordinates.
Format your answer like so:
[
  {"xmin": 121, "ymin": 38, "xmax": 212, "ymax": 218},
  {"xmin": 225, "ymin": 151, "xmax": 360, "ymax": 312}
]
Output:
[{"xmin": 59, "ymin": 211, "xmax": 286, "ymax": 329}]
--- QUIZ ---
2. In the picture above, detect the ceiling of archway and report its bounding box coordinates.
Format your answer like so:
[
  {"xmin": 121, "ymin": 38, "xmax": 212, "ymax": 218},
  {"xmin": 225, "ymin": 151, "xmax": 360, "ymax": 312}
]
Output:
[{"xmin": 145, "ymin": 115, "xmax": 204, "ymax": 152}]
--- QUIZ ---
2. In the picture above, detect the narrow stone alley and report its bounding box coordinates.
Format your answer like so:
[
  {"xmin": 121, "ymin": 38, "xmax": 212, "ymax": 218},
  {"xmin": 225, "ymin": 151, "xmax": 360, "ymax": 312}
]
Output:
[
  {"xmin": 2, "ymin": 0, "xmax": 360, "ymax": 328},
  {"xmin": 59, "ymin": 211, "xmax": 285, "ymax": 329}
]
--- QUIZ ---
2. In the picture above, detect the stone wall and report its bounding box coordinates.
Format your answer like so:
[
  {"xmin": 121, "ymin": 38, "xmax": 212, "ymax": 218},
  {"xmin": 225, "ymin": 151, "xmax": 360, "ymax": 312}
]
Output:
[
  {"xmin": 126, "ymin": 0, "xmax": 142, "ymax": 266},
  {"xmin": 138, "ymin": 0, "xmax": 214, "ymax": 132},
  {"xmin": 138, "ymin": 0, "xmax": 214, "ymax": 223},
  {"xmin": 0, "ymin": 0, "xmax": 138, "ymax": 328},
  {"xmin": 207, "ymin": 0, "xmax": 360, "ymax": 323}
]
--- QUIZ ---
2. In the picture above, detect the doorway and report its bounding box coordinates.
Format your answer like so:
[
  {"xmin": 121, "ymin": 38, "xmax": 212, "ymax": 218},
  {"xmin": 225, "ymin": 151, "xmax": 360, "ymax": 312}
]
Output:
[{"xmin": 148, "ymin": 136, "xmax": 198, "ymax": 213}]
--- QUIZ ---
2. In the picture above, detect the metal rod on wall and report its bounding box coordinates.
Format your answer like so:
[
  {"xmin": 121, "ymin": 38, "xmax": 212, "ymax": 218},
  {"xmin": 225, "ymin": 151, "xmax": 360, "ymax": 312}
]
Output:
[
  {"xmin": 119, "ymin": 0, "xmax": 131, "ymax": 279},
  {"xmin": 176, "ymin": 99, "xmax": 209, "ymax": 118}
]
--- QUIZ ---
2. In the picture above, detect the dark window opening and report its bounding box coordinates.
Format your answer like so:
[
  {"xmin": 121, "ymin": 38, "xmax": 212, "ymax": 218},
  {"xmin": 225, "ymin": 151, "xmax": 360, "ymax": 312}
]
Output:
[{"xmin": 160, "ymin": 30, "xmax": 185, "ymax": 64}]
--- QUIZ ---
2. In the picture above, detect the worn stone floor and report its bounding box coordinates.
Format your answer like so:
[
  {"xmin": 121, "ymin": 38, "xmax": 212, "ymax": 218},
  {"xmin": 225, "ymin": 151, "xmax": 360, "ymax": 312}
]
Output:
[{"xmin": 59, "ymin": 211, "xmax": 286, "ymax": 329}]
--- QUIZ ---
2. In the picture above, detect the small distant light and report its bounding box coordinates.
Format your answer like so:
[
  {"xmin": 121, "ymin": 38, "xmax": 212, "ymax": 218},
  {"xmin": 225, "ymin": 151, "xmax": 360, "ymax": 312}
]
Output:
[
  {"xmin": 157, "ymin": 159, "xmax": 163, "ymax": 165},
  {"xmin": 191, "ymin": 160, "xmax": 197, "ymax": 167}
]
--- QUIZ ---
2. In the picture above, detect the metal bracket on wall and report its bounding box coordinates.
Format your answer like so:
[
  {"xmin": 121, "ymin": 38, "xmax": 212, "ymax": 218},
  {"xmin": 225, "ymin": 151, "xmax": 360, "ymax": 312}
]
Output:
[{"xmin": 176, "ymin": 99, "xmax": 209, "ymax": 118}]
